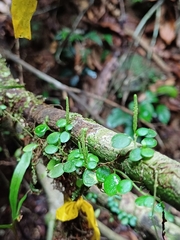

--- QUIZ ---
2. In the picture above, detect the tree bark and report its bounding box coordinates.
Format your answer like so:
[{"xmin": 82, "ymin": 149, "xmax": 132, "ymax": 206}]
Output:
[{"xmin": 1, "ymin": 54, "xmax": 180, "ymax": 211}]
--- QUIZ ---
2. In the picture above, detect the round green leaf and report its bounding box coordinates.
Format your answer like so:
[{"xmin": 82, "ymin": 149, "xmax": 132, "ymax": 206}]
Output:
[
  {"xmin": 129, "ymin": 148, "xmax": 142, "ymax": 161},
  {"xmin": 75, "ymin": 159, "xmax": 84, "ymax": 167},
  {"xmin": 87, "ymin": 161, "xmax": 97, "ymax": 170},
  {"xmin": 164, "ymin": 210, "xmax": 174, "ymax": 222},
  {"xmin": 111, "ymin": 133, "xmax": 132, "ymax": 149},
  {"xmin": 104, "ymin": 173, "xmax": 121, "ymax": 196},
  {"xmin": 146, "ymin": 129, "xmax": 157, "ymax": 138},
  {"xmin": 154, "ymin": 202, "xmax": 164, "ymax": 213},
  {"xmin": 139, "ymin": 103, "xmax": 154, "ymax": 122},
  {"xmin": 65, "ymin": 124, "xmax": 73, "ymax": 131},
  {"xmin": 60, "ymin": 131, "xmax": 71, "ymax": 143},
  {"xmin": 0, "ymin": 104, "xmax": 7, "ymax": 110},
  {"xmin": 136, "ymin": 127, "xmax": 149, "ymax": 137},
  {"xmin": 44, "ymin": 145, "xmax": 58, "ymax": 154},
  {"xmin": 68, "ymin": 149, "xmax": 80, "ymax": 160},
  {"xmin": 47, "ymin": 159, "xmax": 59, "ymax": 170},
  {"xmin": 87, "ymin": 153, "xmax": 99, "ymax": 163},
  {"xmin": 83, "ymin": 169, "xmax": 98, "ymax": 187},
  {"xmin": 63, "ymin": 160, "xmax": 76, "ymax": 173},
  {"xmin": 96, "ymin": 166, "xmax": 111, "ymax": 183},
  {"xmin": 156, "ymin": 104, "xmax": 170, "ymax": 124},
  {"xmin": 23, "ymin": 143, "xmax": 38, "ymax": 152},
  {"xmin": 47, "ymin": 132, "xmax": 60, "ymax": 145},
  {"xmin": 135, "ymin": 195, "xmax": 154, "ymax": 207},
  {"xmin": 117, "ymin": 179, "xmax": 133, "ymax": 194},
  {"xmin": 141, "ymin": 138, "xmax": 157, "ymax": 148},
  {"xmin": 141, "ymin": 148, "xmax": 154, "ymax": 158},
  {"xmin": 121, "ymin": 217, "xmax": 129, "ymax": 225},
  {"xmin": 34, "ymin": 124, "xmax": 49, "ymax": 137},
  {"xmin": 56, "ymin": 118, "xmax": 67, "ymax": 128},
  {"xmin": 129, "ymin": 216, "xmax": 137, "ymax": 227},
  {"xmin": 48, "ymin": 163, "xmax": 64, "ymax": 178},
  {"xmin": 157, "ymin": 85, "xmax": 178, "ymax": 98}
]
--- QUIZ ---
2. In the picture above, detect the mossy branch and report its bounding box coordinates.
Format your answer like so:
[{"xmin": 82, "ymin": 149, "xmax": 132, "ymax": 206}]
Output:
[{"xmin": 1, "ymin": 54, "xmax": 180, "ymax": 211}]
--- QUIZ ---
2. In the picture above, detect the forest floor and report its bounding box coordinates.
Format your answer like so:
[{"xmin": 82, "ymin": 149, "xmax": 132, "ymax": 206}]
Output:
[{"xmin": 1, "ymin": 0, "xmax": 180, "ymax": 239}]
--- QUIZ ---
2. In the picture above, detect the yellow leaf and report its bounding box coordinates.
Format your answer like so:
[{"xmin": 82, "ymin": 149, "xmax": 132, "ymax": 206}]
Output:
[
  {"xmin": 56, "ymin": 196, "xmax": 100, "ymax": 240},
  {"xmin": 11, "ymin": 0, "xmax": 37, "ymax": 39}
]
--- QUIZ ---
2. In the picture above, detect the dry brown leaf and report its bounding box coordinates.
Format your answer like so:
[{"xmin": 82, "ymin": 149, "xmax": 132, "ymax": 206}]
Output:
[{"xmin": 160, "ymin": 20, "xmax": 176, "ymax": 45}]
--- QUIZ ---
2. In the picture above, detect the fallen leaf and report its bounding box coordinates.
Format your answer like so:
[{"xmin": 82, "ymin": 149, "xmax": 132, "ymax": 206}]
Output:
[{"xmin": 11, "ymin": 0, "xmax": 37, "ymax": 39}]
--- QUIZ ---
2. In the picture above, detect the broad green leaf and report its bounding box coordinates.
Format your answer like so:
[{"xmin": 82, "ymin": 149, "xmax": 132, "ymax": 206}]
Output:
[
  {"xmin": 135, "ymin": 195, "xmax": 154, "ymax": 207},
  {"xmin": 34, "ymin": 124, "xmax": 49, "ymax": 137},
  {"xmin": 44, "ymin": 145, "xmax": 58, "ymax": 154},
  {"xmin": 9, "ymin": 151, "xmax": 32, "ymax": 220},
  {"xmin": 106, "ymin": 108, "xmax": 132, "ymax": 129},
  {"xmin": 63, "ymin": 160, "xmax": 76, "ymax": 173},
  {"xmin": 141, "ymin": 148, "xmax": 154, "ymax": 158},
  {"xmin": 103, "ymin": 34, "xmax": 113, "ymax": 45},
  {"xmin": 104, "ymin": 173, "xmax": 121, "ymax": 196},
  {"xmin": 47, "ymin": 159, "xmax": 59, "ymax": 170},
  {"xmin": 154, "ymin": 202, "xmax": 164, "ymax": 213},
  {"xmin": 60, "ymin": 131, "xmax": 71, "ymax": 143},
  {"xmin": 129, "ymin": 216, "xmax": 137, "ymax": 227},
  {"xmin": 156, "ymin": 104, "xmax": 170, "ymax": 124},
  {"xmin": 157, "ymin": 85, "xmax": 178, "ymax": 98},
  {"xmin": 117, "ymin": 179, "xmax": 133, "ymax": 194},
  {"xmin": 47, "ymin": 132, "xmax": 60, "ymax": 145},
  {"xmin": 85, "ymin": 31, "xmax": 102, "ymax": 46},
  {"xmin": 136, "ymin": 128, "xmax": 149, "ymax": 137},
  {"xmin": 56, "ymin": 118, "xmax": 67, "ymax": 128},
  {"xmin": 139, "ymin": 103, "xmax": 154, "ymax": 122},
  {"xmin": 48, "ymin": 163, "xmax": 64, "ymax": 178},
  {"xmin": 23, "ymin": 143, "xmax": 38, "ymax": 152},
  {"xmin": 11, "ymin": 0, "xmax": 37, "ymax": 39},
  {"xmin": 141, "ymin": 138, "xmax": 157, "ymax": 148},
  {"xmin": 129, "ymin": 148, "xmax": 142, "ymax": 161},
  {"xmin": 111, "ymin": 133, "xmax": 132, "ymax": 149},
  {"xmin": 83, "ymin": 169, "xmax": 98, "ymax": 187},
  {"xmin": 96, "ymin": 166, "xmax": 111, "ymax": 183}
]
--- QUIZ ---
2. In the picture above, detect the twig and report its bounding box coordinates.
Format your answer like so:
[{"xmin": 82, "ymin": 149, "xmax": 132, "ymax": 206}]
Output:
[
  {"xmin": 36, "ymin": 161, "xmax": 64, "ymax": 240},
  {"xmin": 97, "ymin": 220, "xmax": 127, "ymax": 240}
]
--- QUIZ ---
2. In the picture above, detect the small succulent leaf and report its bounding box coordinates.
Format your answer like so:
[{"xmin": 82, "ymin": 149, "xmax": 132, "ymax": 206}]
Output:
[
  {"xmin": 141, "ymin": 148, "xmax": 154, "ymax": 158},
  {"xmin": 146, "ymin": 129, "xmax": 157, "ymax": 138},
  {"xmin": 56, "ymin": 118, "xmax": 67, "ymax": 128},
  {"xmin": 117, "ymin": 179, "xmax": 133, "ymax": 194},
  {"xmin": 68, "ymin": 149, "xmax": 80, "ymax": 160},
  {"xmin": 129, "ymin": 148, "xmax": 142, "ymax": 161},
  {"xmin": 63, "ymin": 160, "xmax": 76, "ymax": 173},
  {"xmin": 47, "ymin": 159, "xmax": 59, "ymax": 170},
  {"xmin": 83, "ymin": 169, "xmax": 98, "ymax": 187},
  {"xmin": 96, "ymin": 166, "xmax": 111, "ymax": 183},
  {"xmin": 86, "ymin": 161, "xmax": 97, "ymax": 170},
  {"xmin": 164, "ymin": 210, "xmax": 174, "ymax": 222},
  {"xmin": 44, "ymin": 145, "xmax": 58, "ymax": 154},
  {"xmin": 65, "ymin": 124, "xmax": 73, "ymax": 131},
  {"xmin": 104, "ymin": 173, "xmax": 121, "ymax": 196},
  {"xmin": 87, "ymin": 153, "xmax": 99, "ymax": 163},
  {"xmin": 34, "ymin": 124, "xmax": 49, "ymax": 137},
  {"xmin": 23, "ymin": 143, "xmax": 38, "ymax": 152},
  {"xmin": 48, "ymin": 163, "xmax": 64, "ymax": 178},
  {"xmin": 139, "ymin": 103, "xmax": 154, "ymax": 122},
  {"xmin": 136, "ymin": 128, "xmax": 149, "ymax": 137},
  {"xmin": 47, "ymin": 132, "xmax": 60, "ymax": 145},
  {"xmin": 75, "ymin": 159, "xmax": 84, "ymax": 167},
  {"xmin": 60, "ymin": 131, "xmax": 71, "ymax": 143},
  {"xmin": 135, "ymin": 195, "xmax": 154, "ymax": 207},
  {"xmin": 111, "ymin": 133, "xmax": 132, "ymax": 149},
  {"xmin": 141, "ymin": 138, "xmax": 157, "ymax": 148}
]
